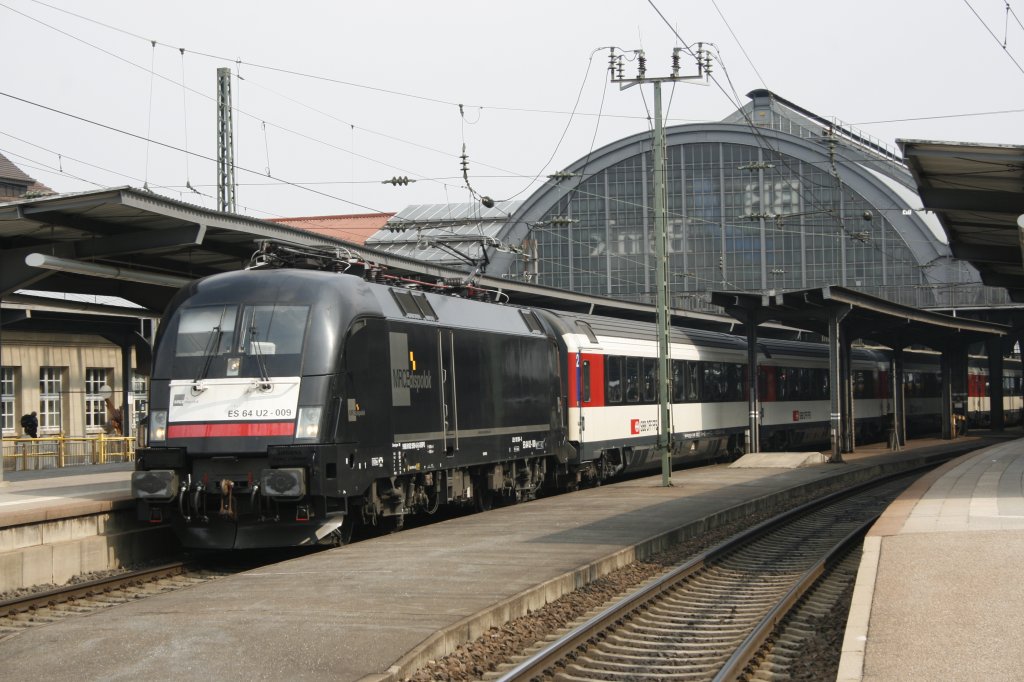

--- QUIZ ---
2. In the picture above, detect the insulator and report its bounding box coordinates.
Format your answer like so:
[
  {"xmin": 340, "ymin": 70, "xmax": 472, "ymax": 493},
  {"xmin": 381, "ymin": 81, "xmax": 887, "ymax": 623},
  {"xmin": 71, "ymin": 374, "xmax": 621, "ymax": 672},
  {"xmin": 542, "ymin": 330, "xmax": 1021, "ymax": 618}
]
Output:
[
  {"xmin": 671, "ymin": 49, "xmax": 680, "ymax": 77},
  {"xmin": 638, "ymin": 51, "xmax": 646, "ymax": 78}
]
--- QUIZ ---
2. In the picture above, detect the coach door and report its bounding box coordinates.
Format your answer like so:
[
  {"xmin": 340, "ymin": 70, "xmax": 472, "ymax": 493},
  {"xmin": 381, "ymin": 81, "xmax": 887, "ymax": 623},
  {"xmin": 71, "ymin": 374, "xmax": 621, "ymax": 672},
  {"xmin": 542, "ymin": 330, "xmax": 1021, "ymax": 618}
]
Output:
[{"xmin": 439, "ymin": 329, "xmax": 458, "ymax": 455}]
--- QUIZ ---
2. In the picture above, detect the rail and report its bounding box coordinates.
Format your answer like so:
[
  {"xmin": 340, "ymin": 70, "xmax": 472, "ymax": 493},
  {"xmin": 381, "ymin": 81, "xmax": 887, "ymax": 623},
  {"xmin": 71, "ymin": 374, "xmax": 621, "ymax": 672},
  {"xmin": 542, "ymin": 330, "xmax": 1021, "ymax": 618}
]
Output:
[{"xmin": 1, "ymin": 434, "xmax": 135, "ymax": 472}]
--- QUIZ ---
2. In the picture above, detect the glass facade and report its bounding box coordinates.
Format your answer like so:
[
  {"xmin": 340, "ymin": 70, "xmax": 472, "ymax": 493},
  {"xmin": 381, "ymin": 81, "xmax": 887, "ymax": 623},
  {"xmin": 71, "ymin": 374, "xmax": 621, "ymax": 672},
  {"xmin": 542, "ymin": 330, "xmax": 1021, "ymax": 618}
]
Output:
[{"xmin": 528, "ymin": 140, "xmax": 962, "ymax": 311}]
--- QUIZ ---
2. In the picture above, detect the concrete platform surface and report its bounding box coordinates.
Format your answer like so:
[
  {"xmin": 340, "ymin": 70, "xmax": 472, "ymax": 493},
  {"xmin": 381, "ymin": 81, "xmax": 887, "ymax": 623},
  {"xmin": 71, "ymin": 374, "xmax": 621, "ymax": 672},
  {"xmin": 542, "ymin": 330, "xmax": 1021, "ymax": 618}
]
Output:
[
  {"xmin": 0, "ymin": 437, "xmax": 998, "ymax": 681},
  {"xmin": 839, "ymin": 438, "xmax": 1024, "ymax": 682},
  {"xmin": 729, "ymin": 451, "xmax": 827, "ymax": 468},
  {"xmin": 0, "ymin": 462, "xmax": 134, "ymax": 527}
]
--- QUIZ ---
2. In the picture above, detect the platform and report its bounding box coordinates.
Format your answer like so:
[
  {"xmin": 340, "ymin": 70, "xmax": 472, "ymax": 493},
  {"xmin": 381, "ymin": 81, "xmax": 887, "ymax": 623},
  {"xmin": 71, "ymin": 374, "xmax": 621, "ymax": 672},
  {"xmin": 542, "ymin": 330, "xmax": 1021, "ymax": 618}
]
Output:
[
  {"xmin": 839, "ymin": 438, "xmax": 1024, "ymax": 681},
  {"xmin": 0, "ymin": 462, "xmax": 134, "ymax": 527},
  {"xmin": 0, "ymin": 436, "xmax": 998, "ymax": 681}
]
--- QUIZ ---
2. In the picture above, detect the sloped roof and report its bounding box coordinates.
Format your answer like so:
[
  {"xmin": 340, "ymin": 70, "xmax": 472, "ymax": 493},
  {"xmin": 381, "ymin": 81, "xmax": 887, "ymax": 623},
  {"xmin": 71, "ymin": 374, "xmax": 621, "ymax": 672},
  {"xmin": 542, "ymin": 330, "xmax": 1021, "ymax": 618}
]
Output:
[
  {"xmin": 368, "ymin": 201, "xmax": 522, "ymax": 268},
  {"xmin": 0, "ymin": 151, "xmax": 54, "ymax": 200},
  {"xmin": 271, "ymin": 212, "xmax": 394, "ymax": 245}
]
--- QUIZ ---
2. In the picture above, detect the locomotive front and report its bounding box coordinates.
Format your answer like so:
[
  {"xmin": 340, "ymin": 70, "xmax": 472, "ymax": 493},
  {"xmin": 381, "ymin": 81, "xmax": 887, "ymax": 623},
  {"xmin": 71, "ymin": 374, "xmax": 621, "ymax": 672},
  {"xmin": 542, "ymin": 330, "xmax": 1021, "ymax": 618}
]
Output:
[{"xmin": 132, "ymin": 269, "xmax": 362, "ymax": 549}]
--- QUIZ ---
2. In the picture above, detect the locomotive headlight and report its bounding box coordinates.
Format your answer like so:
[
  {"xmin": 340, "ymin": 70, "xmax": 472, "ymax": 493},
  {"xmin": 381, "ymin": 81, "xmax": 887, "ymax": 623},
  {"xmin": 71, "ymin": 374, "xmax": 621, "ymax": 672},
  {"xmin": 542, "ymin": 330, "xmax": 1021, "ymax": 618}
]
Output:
[
  {"xmin": 295, "ymin": 406, "xmax": 322, "ymax": 439},
  {"xmin": 260, "ymin": 467, "xmax": 306, "ymax": 500},
  {"xmin": 149, "ymin": 410, "xmax": 168, "ymax": 443},
  {"xmin": 131, "ymin": 470, "xmax": 178, "ymax": 501}
]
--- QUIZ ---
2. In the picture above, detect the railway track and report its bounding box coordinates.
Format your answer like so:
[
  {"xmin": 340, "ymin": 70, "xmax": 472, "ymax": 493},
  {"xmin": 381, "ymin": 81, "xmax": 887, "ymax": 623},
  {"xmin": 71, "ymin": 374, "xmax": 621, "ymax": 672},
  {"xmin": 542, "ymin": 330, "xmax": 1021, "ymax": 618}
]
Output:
[
  {"xmin": 0, "ymin": 560, "xmax": 242, "ymax": 639},
  {"xmin": 492, "ymin": 473, "xmax": 914, "ymax": 681}
]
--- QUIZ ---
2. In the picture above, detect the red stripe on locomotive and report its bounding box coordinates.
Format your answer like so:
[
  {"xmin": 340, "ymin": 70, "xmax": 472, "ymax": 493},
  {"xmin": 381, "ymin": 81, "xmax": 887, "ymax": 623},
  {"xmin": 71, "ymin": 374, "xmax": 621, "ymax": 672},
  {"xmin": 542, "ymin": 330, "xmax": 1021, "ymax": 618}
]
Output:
[{"xmin": 168, "ymin": 422, "xmax": 296, "ymax": 438}]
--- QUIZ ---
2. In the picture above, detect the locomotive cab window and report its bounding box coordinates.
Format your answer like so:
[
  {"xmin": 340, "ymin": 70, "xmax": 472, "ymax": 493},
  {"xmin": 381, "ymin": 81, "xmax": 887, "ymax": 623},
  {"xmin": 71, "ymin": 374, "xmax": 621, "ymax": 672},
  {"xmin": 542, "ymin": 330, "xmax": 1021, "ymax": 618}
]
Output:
[
  {"xmin": 169, "ymin": 303, "xmax": 309, "ymax": 378},
  {"xmin": 175, "ymin": 305, "xmax": 238, "ymax": 357},
  {"xmin": 238, "ymin": 305, "xmax": 309, "ymax": 355}
]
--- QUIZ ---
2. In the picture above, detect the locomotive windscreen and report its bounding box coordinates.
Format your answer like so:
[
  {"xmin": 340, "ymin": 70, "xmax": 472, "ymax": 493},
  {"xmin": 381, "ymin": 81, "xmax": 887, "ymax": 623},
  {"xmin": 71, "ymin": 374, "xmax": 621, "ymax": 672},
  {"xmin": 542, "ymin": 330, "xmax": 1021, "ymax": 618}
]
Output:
[{"xmin": 165, "ymin": 303, "xmax": 310, "ymax": 378}]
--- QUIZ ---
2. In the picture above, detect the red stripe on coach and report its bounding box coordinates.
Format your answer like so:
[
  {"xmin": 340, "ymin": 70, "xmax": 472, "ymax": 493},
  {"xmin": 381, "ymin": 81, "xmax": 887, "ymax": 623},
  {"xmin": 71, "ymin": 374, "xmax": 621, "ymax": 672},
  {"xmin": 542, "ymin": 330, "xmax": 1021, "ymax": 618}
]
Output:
[{"xmin": 168, "ymin": 422, "xmax": 295, "ymax": 438}]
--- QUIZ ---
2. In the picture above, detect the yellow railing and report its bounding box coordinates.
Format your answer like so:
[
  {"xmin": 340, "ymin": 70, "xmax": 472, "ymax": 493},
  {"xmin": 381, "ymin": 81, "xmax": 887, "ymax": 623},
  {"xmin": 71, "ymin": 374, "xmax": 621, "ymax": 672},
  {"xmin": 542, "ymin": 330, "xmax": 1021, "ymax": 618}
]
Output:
[{"xmin": 1, "ymin": 434, "xmax": 136, "ymax": 472}]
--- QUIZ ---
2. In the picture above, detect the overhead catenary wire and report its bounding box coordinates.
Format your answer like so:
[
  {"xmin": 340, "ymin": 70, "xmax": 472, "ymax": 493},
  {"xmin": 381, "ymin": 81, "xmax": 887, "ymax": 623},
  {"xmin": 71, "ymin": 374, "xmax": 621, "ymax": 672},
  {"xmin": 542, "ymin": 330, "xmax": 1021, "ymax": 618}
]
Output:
[
  {"xmin": 0, "ymin": 90, "xmax": 390, "ymax": 215},
  {"xmin": 962, "ymin": 0, "xmax": 1024, "ymax": 75},
  {"xmin": 709, "ymin": 0, "xmax": 767, "ymax": 88}
]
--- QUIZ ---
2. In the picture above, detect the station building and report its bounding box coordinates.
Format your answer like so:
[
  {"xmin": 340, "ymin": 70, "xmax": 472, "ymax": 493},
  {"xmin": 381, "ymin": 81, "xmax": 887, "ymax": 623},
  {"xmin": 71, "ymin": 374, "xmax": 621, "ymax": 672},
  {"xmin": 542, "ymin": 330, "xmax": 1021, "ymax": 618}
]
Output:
[{"xmin": 371, "ymin": 90, "xmax": 1008, "ymax": 313}]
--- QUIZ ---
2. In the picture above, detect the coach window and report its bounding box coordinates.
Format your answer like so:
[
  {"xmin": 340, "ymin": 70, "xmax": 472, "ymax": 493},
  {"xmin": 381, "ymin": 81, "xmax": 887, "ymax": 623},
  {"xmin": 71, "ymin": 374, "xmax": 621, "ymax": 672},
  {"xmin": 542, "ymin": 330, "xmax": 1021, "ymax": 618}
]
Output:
[
  {"xmin": 703, "ymin": 362, "xmax": 725, "ymax": 402},
  {"xmin": 798, "ymin": 368, "xmax": 812, "ymax": 400},
  {"xmin": 625, "ymin": 357, "xmax": 640, "ymax": 403},
  {"xmin": 606, "ymin": 356, "xmax": 623, "ymax": 403},
  {"xmin": 686, "ymin": 361, "xmax": 700, "ymax": 401},
  {"xmin": 671, "ymin": 360, "xmax": 685, "ymax": 402},
  {"xmin": 581, "ymin": 360, "xmax": 592, "ymax": 403},
  {"xmin": 816, "ymin": 369, "xmax": 829, "ymax": 399},
  {"xmin": 726, "ymin": 364, "xmax": 744, "ymax": 401},
  {"xmin": 905, "ymin": 372, "xmax": 919, "ymax": 397},
  {"xmin": 642, "ymin": 358, "xmax": 657, "ymax": 403},
  {"xmin": 778, "ymin": 368, "xmax": 792, "ymax": 401}
]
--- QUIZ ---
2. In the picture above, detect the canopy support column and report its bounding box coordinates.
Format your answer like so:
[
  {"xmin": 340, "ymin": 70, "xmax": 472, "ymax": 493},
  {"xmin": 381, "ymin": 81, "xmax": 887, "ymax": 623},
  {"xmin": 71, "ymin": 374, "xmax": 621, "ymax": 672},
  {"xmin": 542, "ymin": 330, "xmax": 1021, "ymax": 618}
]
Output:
[
  {"xmin": 827, "ymin": 303, "xmax": 852, "ymax": 463},
  {"xmin": 987, "ymin": 338, "xmax": 1005, "ymax": 432}
]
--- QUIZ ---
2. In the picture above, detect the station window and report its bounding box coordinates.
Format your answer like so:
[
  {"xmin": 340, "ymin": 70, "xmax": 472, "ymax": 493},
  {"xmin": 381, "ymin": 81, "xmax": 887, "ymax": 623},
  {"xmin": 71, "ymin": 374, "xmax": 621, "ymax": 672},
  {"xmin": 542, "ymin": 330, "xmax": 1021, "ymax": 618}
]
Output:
[
  {"xmin": 132, "ymin": 372, "xmax": 149, "ymax": 431},
  {"xmin": 85, "ymin": 368, "xmax": 109, "ymax": 432},
  {"xmin": 1, "ymin": 367, "xmax": 15, "ymax": 435},
  {"xmin": 39, "ymin": 367, "xmax": 64, "ymax": 435}
]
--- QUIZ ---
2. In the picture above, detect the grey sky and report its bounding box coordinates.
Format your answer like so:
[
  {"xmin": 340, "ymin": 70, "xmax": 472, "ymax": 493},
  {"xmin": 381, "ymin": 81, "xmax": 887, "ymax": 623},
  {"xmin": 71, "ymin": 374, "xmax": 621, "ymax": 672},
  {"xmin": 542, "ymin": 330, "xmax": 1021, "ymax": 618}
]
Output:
[{"xmin": 1, "ymin": 0, "xmax": 1021, "ymax": 220}]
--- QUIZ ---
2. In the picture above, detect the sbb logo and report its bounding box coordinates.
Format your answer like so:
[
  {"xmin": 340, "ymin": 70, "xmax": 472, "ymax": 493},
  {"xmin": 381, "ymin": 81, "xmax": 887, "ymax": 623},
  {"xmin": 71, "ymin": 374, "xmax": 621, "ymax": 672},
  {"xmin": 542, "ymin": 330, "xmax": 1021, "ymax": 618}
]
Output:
[{"xmin": 630, "ymin": 418, "xmax": 658, "ymax": 434}]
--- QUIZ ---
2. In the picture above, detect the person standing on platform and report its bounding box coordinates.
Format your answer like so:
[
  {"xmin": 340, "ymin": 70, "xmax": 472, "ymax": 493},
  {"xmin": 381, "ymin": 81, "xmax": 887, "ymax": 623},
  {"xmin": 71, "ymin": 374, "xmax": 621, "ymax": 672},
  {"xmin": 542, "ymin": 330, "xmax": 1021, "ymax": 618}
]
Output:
[{"xmin": 20, "ymin": 411, "xmax": 38, "ymax": 438}]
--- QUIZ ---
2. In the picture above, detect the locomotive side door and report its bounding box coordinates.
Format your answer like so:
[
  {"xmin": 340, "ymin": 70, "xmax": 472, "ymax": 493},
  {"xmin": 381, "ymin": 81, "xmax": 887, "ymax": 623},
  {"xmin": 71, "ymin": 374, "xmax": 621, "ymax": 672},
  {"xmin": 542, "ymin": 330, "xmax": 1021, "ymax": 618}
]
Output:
[{"xmin": 438, "ymin": 328, "xmax": 458, "ymax": 455}]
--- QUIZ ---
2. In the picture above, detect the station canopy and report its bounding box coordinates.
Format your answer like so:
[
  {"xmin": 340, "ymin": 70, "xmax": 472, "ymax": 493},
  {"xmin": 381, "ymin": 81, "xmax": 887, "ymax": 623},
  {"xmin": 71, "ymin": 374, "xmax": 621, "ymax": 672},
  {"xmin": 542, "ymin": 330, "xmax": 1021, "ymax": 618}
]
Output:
[
  {"xmin": 711, "ymin": 285, "xmax": 1007, "ymax": 350},
  {"xmin": 901, "ymin": 139, "xmax": 1024, "ymax": 303}
]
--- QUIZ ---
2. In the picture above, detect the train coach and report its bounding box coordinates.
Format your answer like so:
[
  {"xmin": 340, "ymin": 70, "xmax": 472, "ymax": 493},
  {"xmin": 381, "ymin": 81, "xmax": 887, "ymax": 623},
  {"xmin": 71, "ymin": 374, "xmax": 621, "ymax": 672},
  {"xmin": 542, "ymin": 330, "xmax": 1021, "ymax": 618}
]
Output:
[
  {"xmin": 131, "ymin": 251, "xmax": 1002, "ymax": 549},
  {"xmin": 967, "ymin": 356, "xmax": 1024, "ymax": 428}
]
